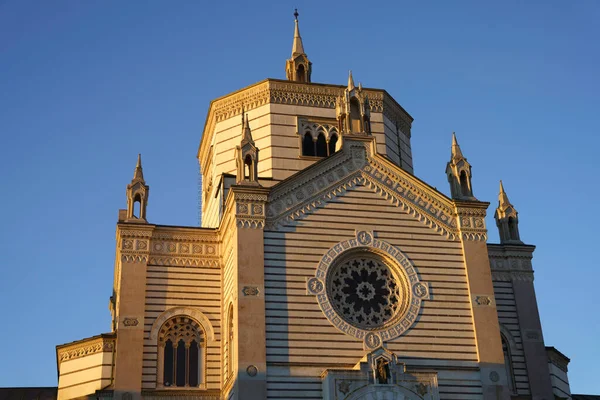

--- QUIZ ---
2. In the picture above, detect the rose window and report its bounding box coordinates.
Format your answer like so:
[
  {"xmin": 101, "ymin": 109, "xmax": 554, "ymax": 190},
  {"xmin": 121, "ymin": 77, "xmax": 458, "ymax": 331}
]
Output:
[{"xmin": 328, "ymin": 256, "xmax": 404, "ymax": 329}]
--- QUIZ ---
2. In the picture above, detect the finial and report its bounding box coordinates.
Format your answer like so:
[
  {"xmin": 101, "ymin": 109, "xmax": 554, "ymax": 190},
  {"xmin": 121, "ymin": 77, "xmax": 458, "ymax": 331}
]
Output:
[
  {"xmin": 499, "ymin": 180, "xmax": 505, "ymax": 194},
  {"xmin": 136, "ymin": 153, "xmax": 142, "ymax": 168},
  {"xmin": 294, "ymin": 8, "xmax": 299, "ymax": 20},
  {"xmin": 358, "ymin": 82, "xmax": 362, "ymax": 91}
]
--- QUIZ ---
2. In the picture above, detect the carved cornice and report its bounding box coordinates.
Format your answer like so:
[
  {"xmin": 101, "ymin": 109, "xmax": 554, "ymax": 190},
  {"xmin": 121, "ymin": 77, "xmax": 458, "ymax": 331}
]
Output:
[
  {"xmin": 231, "ymin": 187, "xmax": 269, "ymax": 229},
  {"xmin": 489, "ymin": 244, "xmax": 535, "ymax": 282},
  {"xmin": 455, "ymin": 203, "xmax": 489, "ymax": 241},
  {"xmin": 57, "ymin": 335, "xmax": 115, "ymax": 364},
  {"xmin": 118, "ymin": 225, "xmax": 221, "ymax": 267}
]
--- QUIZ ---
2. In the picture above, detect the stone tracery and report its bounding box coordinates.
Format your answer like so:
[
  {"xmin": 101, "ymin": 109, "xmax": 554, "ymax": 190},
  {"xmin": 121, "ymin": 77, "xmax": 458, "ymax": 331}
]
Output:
[{"xmin": 329, "ymin": 256, "xmax": 402, "ymax": 329}]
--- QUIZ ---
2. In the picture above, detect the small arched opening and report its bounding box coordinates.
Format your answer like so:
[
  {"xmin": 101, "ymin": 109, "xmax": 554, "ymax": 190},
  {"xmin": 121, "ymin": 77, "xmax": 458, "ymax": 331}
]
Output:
[
  {"xmin": 459, "ymin": 171, "xmax": 470, "ymax": 197},
  {"xmin": 296, "ymin": 64, "xmax": 306, "ymax": 83},
  {"xmin": 508, "ymin": 217, "xmax": 518, "ymax": 241},
  {"xmin": 244, "ymin": 154, "xmax": 253, "ymax": 180},
  {"xmin": 316, "ymin": 133, "xmax": 327, "ymax": 157},
  {"xmin": 328, "ymin": 134, "xmax": 338, "ymax": 155},
  {"xmin": 350, "ymin": 98, "xmax": 362, "ymax": 133},
  {"xmin": 133, "ymin": 193, "xmax": 142, "ymax": 218},
  {"xmin": 302, "ymin": 132, "xmax": 315, "ymax": 156}
]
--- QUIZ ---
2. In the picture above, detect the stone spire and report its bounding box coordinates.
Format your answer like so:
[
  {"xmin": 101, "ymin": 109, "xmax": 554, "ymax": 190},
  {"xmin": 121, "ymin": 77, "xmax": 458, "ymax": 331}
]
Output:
[
  {"xmin": 498, "ymin": 180, "xmax": 511, "ymax": 210},
  {"xmin": 347, "ymin": 70, "xmax": 355, "ymax": 90},
  {"xmin": 445, "ymin": 132, "xmax": 475, "ymax": 200},
  {"xmin": 133, "ymin": 153, "xmax": 144, "ymax": 182},
  {"xmin": 494, "ymin": 180, "xmax": 522, "ymax": 244},
  {"xmin": 451, "ymin": 132, "xmax": 464, "ymax": 161},
  {"xmin": 291, "ymin": 9, "xmax": 305, "ymax": 56},
  {"xmin": 285, "ymin": 9, "xmax": 312, "ymax": 83},
  {"xmin": 241, "ymin": 111, "xmax": 254, "ymax": 147}
]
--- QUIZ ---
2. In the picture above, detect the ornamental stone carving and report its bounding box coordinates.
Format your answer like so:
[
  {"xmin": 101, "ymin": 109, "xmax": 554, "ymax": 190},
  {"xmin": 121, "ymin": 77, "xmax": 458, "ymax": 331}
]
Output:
[
  {"xmin": 118, "ymin": 226, "xmax": 220, "ymax": 267},
  {"xmin": 57, "ymin": 336, "xmax": 115, "ymax": 364},
  {"xmin": 307, "ymin": 230, "xmax": 429, "ymax": 348}
]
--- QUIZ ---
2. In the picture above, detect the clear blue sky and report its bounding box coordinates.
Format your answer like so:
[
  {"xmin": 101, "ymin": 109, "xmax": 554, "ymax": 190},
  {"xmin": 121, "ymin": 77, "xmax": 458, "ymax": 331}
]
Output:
[{"xmin": 1, "ymin": 0, "xmax": 598, "ymax": 394}]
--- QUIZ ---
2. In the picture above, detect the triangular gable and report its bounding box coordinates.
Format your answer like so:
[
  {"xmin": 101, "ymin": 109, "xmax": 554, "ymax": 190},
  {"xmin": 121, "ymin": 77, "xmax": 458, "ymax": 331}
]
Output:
[{"xmin": 265, "ymin": 138, "xmax": 459, "ymax": 239}]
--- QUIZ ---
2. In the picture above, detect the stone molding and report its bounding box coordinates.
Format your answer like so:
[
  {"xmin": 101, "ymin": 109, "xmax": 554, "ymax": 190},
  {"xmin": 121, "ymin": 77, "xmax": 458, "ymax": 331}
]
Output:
[
  {"xmin": 118, "ymin": 226, "xmax": 220, "ymax": 267},
  {"xmin": 149, "ymin": 306, "xmax": 216, "ymax": 343},
  {"xmin": 57, "ymin": 335, "xmax": 115, "ymax": 364},
  {"xmin": 488, "ymin": 244, "xmax": 535, "ymax": 282}
]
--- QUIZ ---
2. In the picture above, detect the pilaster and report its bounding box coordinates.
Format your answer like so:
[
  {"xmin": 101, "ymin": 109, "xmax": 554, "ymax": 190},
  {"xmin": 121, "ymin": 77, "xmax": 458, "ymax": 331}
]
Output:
[
  {"xmin": 455, "ymin": 201, "xmax": 510, "ymax": 400},
  {"xmin": 227, "ymin": 186, "xmax": 269, "ymax": 400},
  {"xmin": 488, "ymin": 244, "xmax": 554, "ymax": 400},
  {"xmin": 113, "ymin": 223, "xmax": 153, "ymax": 400}
]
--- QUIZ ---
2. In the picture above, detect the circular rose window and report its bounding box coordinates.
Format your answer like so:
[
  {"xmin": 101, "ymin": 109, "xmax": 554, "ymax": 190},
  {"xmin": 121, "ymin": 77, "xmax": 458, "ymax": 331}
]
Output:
[{"xmin": 327, "ymin": 255, "xmax": 408, "ymax": 330}]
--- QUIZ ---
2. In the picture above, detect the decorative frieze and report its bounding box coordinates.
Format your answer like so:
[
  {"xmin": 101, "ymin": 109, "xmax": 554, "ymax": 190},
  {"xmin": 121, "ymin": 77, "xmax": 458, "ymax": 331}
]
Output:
[
  {"xmin": 233, "ymin": 190, "xmax": 268, "ymax": 229},
  {"xmin": 57, "ymin": 336, "xmax": 115, "ymax": 364},
  {"xmin": 118, "ymin": 226, "xmax": 220, "ymax": 267}
]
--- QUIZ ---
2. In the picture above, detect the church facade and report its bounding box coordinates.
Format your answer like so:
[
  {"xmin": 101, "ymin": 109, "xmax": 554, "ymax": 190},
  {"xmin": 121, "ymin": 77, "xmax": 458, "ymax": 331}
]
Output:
[{"xmin": 54, "ymin": 14, "xmax": 573, "ymax": 400}]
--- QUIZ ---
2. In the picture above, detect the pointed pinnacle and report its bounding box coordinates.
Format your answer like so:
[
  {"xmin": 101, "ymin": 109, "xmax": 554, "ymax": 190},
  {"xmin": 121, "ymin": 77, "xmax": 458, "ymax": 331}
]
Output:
[
  {"xmin": 133, "ymin": 153, "xmax": 144, "ymax": 181},
  {"xmin": 498, "ymin": 180, "xmax": 511, "ymax": 208},
  {"xmin": 242, "ymin": 113, "xmax": 254, "ymax": 144},
  {"xmin": 348, "ymin": 70, "xmax": 355, "ymax": 90},
  {"xmin": 292, "ymin": 11, "xmax": 305, "ymax": 56},
  {"xmin": 451, "ymin": 132, "xmax": 464, "ymax": 160}
]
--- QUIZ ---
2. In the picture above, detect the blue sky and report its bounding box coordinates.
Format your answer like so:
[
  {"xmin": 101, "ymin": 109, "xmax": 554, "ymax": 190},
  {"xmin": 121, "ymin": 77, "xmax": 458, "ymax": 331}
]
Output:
[{"xmin": 1, "ymin": 0, "xmax": 598, "ymax": 394}]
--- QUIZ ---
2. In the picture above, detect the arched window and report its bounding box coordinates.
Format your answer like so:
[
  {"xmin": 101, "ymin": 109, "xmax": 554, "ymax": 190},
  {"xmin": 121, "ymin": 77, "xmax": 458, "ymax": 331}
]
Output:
[
  {"xmin": 460, "ymin": 171, "xmax": 470, "ymax": 197},
  {"xmin": 158, "ymin": 316, "xmax": 205, "ymax": 388},
  {"xmin": 296, "ymin": 64, "xmax": 306, "ymax": 83},
  {"xmin": 502, "ymin": 335, "xmax": 516, "ymax": 393},
  {"xmin": 328, "ymin": 134, "xmax": 338, "ymax": 155},
  {"xmin": 350, "ymin": 98, "xmax": 361, "ymax": 133},
  {"xmin": 224, "ymin": 303, "xmax": 234, "ymax": 382},
  {"xmin": 316, "ymin": 133, "xmax": 327, "ymax": 157},
  {"xmin": 302, "ymin": 132, "xmax": 315, "ymax": 156}
]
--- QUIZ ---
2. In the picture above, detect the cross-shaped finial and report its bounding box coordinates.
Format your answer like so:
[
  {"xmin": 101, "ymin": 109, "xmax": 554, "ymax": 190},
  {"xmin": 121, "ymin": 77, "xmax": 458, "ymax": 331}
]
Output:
[{"xmin": 294, "ymin": 9, "xmax": 299, "ymax": 20}]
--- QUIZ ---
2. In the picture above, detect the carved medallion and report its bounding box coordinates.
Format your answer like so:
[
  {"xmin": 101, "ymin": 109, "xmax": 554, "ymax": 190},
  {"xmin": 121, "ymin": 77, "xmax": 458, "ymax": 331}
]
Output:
[{"xmin": 242, "ymin": 286, "xmax": 259, "ymax": 296}]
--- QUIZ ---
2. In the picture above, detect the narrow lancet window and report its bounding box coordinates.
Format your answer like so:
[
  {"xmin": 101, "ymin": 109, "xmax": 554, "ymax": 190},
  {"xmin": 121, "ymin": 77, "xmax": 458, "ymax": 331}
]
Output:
[
  {"xmin": 316, "ymin": 133, "xmax": 327, "ymax": 157},
  {"xmin": 303, "ymin": 132, "xmax": 315, "ymax": 156}
]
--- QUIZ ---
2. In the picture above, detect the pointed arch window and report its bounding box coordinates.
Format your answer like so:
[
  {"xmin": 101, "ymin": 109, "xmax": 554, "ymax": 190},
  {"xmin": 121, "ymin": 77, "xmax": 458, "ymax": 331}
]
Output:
[
  {"xmin": 157, "ymin": 316, "xmax": 205, "ymax": 388},
  {"xmin": 296, "ymin": 64, "xmax": 306, "ymax": 82},
  {"xmin": 316, "ymin": 133, "xmax": 327, "ymax": 157}
]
